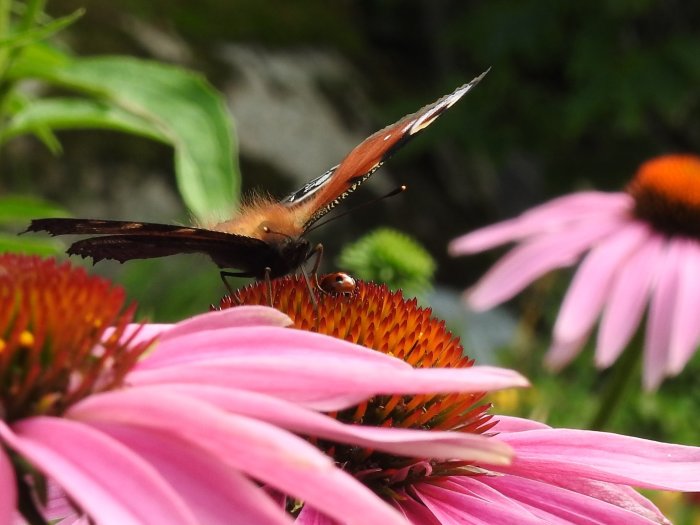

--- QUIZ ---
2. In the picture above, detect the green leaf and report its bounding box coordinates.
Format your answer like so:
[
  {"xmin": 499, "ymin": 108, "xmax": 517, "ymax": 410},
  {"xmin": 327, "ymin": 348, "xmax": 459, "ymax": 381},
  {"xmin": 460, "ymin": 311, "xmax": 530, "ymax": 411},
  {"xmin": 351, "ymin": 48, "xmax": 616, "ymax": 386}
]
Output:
[
  {"xmin": 0, "ymin": 194, "xmax": 70, "ymax": 223},
  {"xmin": 4, "ymin": 91, "xmax": 62, "ymax": 153},
  {"xmin": 1, "ymin": 97, "xmax": 169, "ymax": 143},
  {"xmin": 9, "ymin": 49, "xmax": 240, "ymax": 220},
  {"xmin": 0, "ymin": 9, "xmax": 84, "ymax": 50},
  {"xmin": 0, "ymin": 233, "xmax": 64, "ymax": 255}
]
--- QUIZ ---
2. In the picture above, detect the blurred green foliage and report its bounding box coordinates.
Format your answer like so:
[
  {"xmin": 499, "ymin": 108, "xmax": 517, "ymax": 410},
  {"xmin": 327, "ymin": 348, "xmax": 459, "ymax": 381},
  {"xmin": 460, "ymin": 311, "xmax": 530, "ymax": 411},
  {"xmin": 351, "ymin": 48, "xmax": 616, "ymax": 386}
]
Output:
[
  {"xmin": 0, "ymin": 1, "xmax": 239, "ymax": 221},
  {"xmin": 338, "ymin": 227, "xmax": 435, "ymax": 297}
]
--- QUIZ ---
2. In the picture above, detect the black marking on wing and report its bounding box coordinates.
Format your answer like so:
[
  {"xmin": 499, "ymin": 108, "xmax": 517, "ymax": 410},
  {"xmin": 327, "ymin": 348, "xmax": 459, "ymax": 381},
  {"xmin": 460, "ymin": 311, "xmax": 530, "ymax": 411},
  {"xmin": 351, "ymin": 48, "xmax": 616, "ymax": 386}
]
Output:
[{"xmin": 281, "ymin": 165, "xmax": 339, "ymax": 206}]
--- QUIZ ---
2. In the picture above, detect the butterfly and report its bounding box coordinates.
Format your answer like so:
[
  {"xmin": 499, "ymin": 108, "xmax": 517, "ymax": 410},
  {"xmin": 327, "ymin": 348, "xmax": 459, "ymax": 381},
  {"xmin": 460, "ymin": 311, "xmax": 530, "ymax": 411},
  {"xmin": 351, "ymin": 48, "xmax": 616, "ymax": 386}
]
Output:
[{"xmin": 26, "ymin": 70, "xmax": 487, "ymax": 282}]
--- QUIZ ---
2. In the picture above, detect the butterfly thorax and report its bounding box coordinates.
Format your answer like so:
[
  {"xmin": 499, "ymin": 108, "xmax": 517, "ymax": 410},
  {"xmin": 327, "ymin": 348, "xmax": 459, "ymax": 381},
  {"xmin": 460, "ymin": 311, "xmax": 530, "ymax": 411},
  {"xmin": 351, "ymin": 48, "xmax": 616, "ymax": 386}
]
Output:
[
  {"xmin": 209, "ymin": 200, "xmax": 312, "ymax": 278},
  {"xmin": 211, "ymin": 200, "xmax": 306, "ymax": 240}
]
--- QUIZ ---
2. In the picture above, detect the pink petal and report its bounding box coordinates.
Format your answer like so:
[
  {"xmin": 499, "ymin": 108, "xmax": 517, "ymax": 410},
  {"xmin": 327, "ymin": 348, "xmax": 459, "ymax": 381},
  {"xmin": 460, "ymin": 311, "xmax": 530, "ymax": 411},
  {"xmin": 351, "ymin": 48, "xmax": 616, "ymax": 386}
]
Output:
[
  {"xmin": 69, "ymin": 389, "xmax": 406, "ymax": 525},
  {"xmin": 667, "ymin": 239, "xmax": 700, "ymax": 374},
  {"xmin": 544, "ymin": 332, "xmax": 588, "ymax": 371},
  {"xmin": 0, "ymin": 449, "xmax": 16, "ymax": 525},
  {"xmin": 414, "ymin": 478, "xmax": 543, "ymax": 524},
  {"xmin": 483, "ymin": 466, "xmax": 664, "ymax": 523},
  {"xmin": 490, "ymin": 416, "xmax": 551, "ymax": 433},
  {"xmin": 496, "ymin": 429, "xmax": 700, "ymax": 491},
  {"xmin": 480, "ymin": 474, "xmax": 664, "ymax": 524},
  {"xmin": 160, "ymin": 306, "xmax": 292, "ymax": 342},
  {"xmin": 466, "ymin": 215, "xmax": 627, "ymax": 311},
  {"xmin": 295, "ymin": 505, "xmax": 337, "ymax": 525},
  {"xmin": 643, "ymin": 239, "xmax": 683, "ymax": 391},
  {"xmin": 112, "ymin": 307, "xmax": 292, "ymax": 347},
  {"xmin": 99, "ymin": 424, "xmax": 292, "ymax": 525},
  {"xmin": 116, "ymin": 306, "xmax": 292, "ymax": 347},
  {"xmin": 134, "ymin": 326, "xmax": 408, "ymax": 372},
  {"xmin": 596, "ymin": 233, "xmax": 664, "ymax": 367},
  {"xmin": 393, "ymin": 495, "xmax": 442, "ymax": 525},
  {"xmin": 552, "ymin": 222, "xmax": 650, "ymax": 344},
  {"xmin": 0, "ymin": 419, "xmax": 198, "ymax": 525},
  {"xmin": 449, "ymin": 192, "xmax": 632, "ymax": 255},
  {"xmin": 161, "ymin": 384, "xmax": 513, "ymax": 465},
  {"xmin": 130, "ymin": 359, "xmax": 527, "ymax": 412}
]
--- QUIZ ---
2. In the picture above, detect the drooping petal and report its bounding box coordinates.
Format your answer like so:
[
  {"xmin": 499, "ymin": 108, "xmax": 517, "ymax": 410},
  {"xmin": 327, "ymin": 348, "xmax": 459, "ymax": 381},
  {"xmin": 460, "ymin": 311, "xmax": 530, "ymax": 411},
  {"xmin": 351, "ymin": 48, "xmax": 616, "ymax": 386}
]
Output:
[
  {"xmin": 0, "ymin": 419, "xmax": 198, "ymax": 525},
  {"xmin": 0, "ymin": 449, "xmax": 16, "ymax": 525},
  {"xmin": 413, "ymin": 478, "xmax": 543, "ymax": 525},
  {"xmin": 666, "ymin": 239, "xmax": 700, "ymax": 374},
  {"xmin": 547, "ymin": 330, "xmax": 592, "ymax": 371},
  {"xmin": 479, "ymin": 474, "xmax": 664, "ymax": 524},
  {"xmin": 449, "ymin": 192, "xmax": 632, "ymax": 255},
  {"xmin": 295, "ymin": 505, "xmax": 339, "ymax": 525},
  {"xmin": 134, "ymin": 325, "xmax": 409, "ymax": 372},
  {"xmin": 69, "ymin": 389, "xmax": 406, "ymax": 525},
  {"xmin": 99, "ymin": 423, "xmax": 293, "ymax": 525},
  {"xmin": 130, "ymin": 358, "xmax": 527, "ymax": 412},
  {"xmin": 595, "ymin": 233, "xmax": 664, "ymax": 367},
  {"xmin": 490, "ymin": 416, "xmax": 550, "ymax": 433},
  {"xmin": 552, "ymin": 222, "xmax": 650, "ymax": 345},
  {"xmin": 160, "ymin": 306, "xmax": 292, "ymax": 342},
  {"xmin": 643, "ymin": 239, "xmax": 683, "ymax": 391},
  {"xmin": 114, "ymin": 307, "xmax": 292, "ymax": 347},
  {"xmin": 496, "ymin": 429, "xmax": 700, "ymax": 491},
  {"xmin": 160, "ymin": 384, "xmax": 514, "ymax": 465},
  {"xmin": 393, "ymin": 496, "xmax": 442, "ymax": 525},
  {"xmin": 466, "ymin": 215, "xmax": 626, "ymax": 311}
]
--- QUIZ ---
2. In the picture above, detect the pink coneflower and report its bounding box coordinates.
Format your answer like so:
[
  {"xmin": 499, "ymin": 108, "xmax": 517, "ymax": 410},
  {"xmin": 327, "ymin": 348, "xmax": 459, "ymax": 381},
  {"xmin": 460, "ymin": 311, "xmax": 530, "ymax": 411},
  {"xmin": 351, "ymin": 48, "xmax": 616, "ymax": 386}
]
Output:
[
  {"xmin": 450, "ymin": 154, "xmax": 700, "ymax": 390},
  {"xmin": 1, "ymin": 255, "xmax": 527, "ymax": 525},
  {"xmin": 223, "ymin": 275, "xmax": 700, "ymax": 524}
]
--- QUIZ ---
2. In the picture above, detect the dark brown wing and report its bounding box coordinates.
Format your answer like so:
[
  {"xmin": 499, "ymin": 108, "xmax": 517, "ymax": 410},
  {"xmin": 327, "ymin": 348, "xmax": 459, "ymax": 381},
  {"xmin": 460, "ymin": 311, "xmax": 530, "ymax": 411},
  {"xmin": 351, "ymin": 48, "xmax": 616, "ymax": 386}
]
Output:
[
  {"xmin": 26, "ymin": 218, "xmax": 203, "ymax": 236},
  {"xmin": 26, "ymin": 218, "xmax": 293, "ymax": 278},
  {"xmin": 281, "ymin": 70, "xmax": 489, "ymax": 230}
]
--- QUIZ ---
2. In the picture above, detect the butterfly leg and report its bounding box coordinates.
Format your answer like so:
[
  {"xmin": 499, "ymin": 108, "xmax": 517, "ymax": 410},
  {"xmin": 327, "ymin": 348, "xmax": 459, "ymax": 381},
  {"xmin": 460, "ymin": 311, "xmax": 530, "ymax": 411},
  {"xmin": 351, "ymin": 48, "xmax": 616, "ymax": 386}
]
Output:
[
  {"xmin": 263, "ymin": 267, "xmax": 274, "ymax": 307},
  {"xmin": 307, "ymin": 243, "xmax": 324, "ymax": 290},
  {"xmin": 220, "ymin": 270, "xmax": 252, "ymax": 296}
]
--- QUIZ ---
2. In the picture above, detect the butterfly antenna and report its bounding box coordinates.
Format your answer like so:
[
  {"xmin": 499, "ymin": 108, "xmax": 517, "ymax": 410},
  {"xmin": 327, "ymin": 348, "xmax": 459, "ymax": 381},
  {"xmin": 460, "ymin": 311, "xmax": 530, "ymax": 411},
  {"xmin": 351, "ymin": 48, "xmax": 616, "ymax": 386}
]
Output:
[
  {"xmin": 305, "ymin": 185, "xmax": 407, "ymax": 234},
  {"xmin": 262, "ymin": 226, "xmax": 293, "ymax": 241}
]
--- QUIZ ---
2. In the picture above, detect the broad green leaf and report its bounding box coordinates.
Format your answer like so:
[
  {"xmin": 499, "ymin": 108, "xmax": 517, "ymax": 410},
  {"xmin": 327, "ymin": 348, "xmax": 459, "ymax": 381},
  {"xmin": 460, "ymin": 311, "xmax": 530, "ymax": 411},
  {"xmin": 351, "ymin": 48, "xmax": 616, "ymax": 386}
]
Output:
[
  {"xmin": 0, "ymin": 233, "xmax": 64, "ymax": 256},
  {"xmin": 0, "ymin": 9, "xmax": 84, "ymax": 50},
  {"xmin": 1, "ymin": 97, "xmax": 168, "ymax": 144},
  {"xmin": 0, "ymin": 194, "xmax": 70, "ymax": 223},
  {"xmin": 9, "ymin": 48, "xmax": 240, "ymax": 220},
  {"xmin": 3, "ymin": 90, "xmax": 62, "ymax": 153}
]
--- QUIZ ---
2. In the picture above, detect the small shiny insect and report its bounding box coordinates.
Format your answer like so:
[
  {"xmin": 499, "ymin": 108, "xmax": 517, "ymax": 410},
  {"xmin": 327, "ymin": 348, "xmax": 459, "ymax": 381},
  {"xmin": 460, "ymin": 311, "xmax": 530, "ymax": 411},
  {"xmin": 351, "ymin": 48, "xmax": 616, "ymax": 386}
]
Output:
[
  {"xmin": 319, "ymin": 272, "xmax": 357, "ymax": 295},
  {"xmin": 26, "ymin": 70, "xmax": 488, "ymax": 283}
]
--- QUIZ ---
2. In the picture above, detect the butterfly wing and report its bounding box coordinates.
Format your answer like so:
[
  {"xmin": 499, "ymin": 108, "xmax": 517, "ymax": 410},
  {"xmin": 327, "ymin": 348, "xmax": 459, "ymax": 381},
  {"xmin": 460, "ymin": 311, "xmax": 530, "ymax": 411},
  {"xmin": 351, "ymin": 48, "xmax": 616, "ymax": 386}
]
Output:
[
  {"xmin": 281, "ymin": 69, "xmax": 489, "ymax": 230},
  {"xmin": 26, "ymin": 218, "xmax": 281, "ymax": 277}
]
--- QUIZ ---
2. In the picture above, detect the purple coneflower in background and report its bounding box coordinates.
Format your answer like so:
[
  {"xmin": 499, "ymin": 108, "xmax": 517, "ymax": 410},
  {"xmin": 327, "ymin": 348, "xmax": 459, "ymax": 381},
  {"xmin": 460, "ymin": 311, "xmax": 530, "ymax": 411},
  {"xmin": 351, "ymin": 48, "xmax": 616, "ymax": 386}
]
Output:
[
  {"xmin": 450, "ymin": 154, "xmax": 700, "ymax": 390},
  {"xmin": 223, "ymin": 275, "xmax": 700, "ymax": 524}
]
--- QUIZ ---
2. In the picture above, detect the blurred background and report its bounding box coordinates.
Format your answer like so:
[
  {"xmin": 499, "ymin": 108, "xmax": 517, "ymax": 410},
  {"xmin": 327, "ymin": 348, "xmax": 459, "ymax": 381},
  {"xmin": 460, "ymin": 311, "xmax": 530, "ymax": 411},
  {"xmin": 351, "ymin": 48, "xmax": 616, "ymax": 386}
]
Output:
[
  {"xmin": 7, "ymin": 0, "xmax": 700, "ymax": 303},
  {"xmin": 2, "ymin": 2, "xmax": 700, "ymax": 518}
]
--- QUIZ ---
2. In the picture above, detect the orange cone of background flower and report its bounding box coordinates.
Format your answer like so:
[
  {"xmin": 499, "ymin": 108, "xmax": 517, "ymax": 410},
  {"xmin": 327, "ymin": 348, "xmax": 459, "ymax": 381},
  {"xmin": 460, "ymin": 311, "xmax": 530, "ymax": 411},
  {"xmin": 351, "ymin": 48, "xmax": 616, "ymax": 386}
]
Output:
[{"xmin": 449, "ymin": 154, "xmax": 700, "ymax": 390}]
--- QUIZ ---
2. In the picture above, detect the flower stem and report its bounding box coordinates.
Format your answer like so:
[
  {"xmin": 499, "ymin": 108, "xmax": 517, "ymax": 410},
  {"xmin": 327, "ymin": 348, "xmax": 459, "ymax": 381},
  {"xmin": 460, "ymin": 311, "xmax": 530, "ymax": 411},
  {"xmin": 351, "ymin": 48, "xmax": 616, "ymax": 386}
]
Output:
[{"xmin": 588, "ymin": 336, "xmax": 642, "ymax": 430}]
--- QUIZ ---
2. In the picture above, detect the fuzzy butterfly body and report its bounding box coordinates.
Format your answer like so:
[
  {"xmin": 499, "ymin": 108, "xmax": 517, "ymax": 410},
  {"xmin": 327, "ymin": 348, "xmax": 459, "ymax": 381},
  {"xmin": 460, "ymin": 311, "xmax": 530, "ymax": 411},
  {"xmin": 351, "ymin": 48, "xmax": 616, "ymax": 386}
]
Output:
[{"xmin": 26, "ymin": 70, "xmax": 487, "ymax": 279}]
